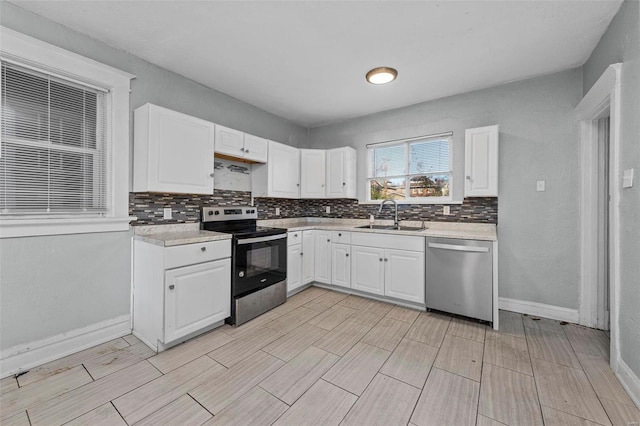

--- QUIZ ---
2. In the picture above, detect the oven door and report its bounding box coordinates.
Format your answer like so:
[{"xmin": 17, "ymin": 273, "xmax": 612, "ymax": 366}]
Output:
[{"xmin": 233, "ymin": 233, "xmax": 287, "ymax": 297}]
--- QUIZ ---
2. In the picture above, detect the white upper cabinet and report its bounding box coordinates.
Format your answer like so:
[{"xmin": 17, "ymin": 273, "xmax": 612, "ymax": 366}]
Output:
[
  {"xmin": 300, "ymin": 149, "xmax": 327, "ymax": 198},
  {"xmin": 252, "ymin": 140, "xmax": 300, "ymax": 198},
  {"xmin": 243, "ymin": 133, "xmax": 269, "ymax": 163},
  {"xmin": 326, "ymin": 147, "xmax": 357, "ymax": 198},
  {"xmin": 465, "ymin": 125, "xmax": 499, "ymax": 197},
  {"xmin": 133, "ymin": 104, "xmax": 215, "ymax": 194},
  {"xmin": 215, "ymin": 125, "xmax": 244, "ymax": 157},
  {"xmin": 214, "ymin": 125, "xmax": 268, "ymax": 163}
]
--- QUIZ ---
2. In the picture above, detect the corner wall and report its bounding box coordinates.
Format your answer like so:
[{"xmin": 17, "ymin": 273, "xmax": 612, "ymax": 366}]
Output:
[{"xmin": 308, "ymin": 69, "xmax": 584, "ymax": 310}]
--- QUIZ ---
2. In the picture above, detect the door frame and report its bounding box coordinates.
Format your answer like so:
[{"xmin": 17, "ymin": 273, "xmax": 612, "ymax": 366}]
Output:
[{"xmin": 576, "ymin": 63, "xmax": 621, "ymax": 369}]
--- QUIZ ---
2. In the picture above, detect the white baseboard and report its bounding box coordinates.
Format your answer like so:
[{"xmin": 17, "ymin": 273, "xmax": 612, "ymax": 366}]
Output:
[
  {"xmin": 499, "ymin": 297, "xmax": 579, "ymax": 323},
  {"xmin": 616, "ymin": 357, "xmax": 640, "ymax": 409},
  {"xmin": 0, "ymin": 314, "xmax": 131, "ymax": 378}
]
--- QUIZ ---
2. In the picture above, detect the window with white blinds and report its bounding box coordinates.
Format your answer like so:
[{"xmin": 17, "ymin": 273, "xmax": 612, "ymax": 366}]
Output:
[
  {"xmin": 367, "ymin": 133, "xmax": 453, "ymax": 202},
  {"xmin": 0, "ymin": 62, "xmax": 109, "ymax": 215}
]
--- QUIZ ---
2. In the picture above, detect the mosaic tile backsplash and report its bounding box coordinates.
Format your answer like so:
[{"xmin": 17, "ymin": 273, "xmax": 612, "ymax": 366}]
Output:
[{"xmin": 130, "ymin": 191, "xmax": 497, "ymax": 225}]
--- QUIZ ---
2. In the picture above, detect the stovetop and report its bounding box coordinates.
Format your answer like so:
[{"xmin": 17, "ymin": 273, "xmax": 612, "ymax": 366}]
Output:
[{"xmin": 201, "ymin": 206, "xmax": 286, "ymax": 239}]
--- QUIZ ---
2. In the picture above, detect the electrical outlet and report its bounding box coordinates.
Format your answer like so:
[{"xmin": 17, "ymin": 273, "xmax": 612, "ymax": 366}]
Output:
[
  {"xmin": 536, "ymin": 180, "xmax": 546, "ymax": 192},
  {"xmin": 275, "ymin": 207, "xmax": 281, "ymax": 216},
  {"xmin": 163, "ymin": 207, "xmax": 172, "ymax": 219},
  {"xmin": 623, "ymin": 168, "xmax": 634, "ymax": 188},
  {"xmin": 442, "ymin": 205, "xmax": 451, "ymax": 215},
  {"xmin": 326, "ymin": 206, "xmax": 331, "ymax": 213}
]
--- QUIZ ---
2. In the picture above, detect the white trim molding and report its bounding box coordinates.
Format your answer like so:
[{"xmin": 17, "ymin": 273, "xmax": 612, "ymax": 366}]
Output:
[
  {"xmin": 575, "ymin": 63, "xmax": 622, "ymax": 371},
  {"xmin": 499, "ymin": 297, "xmax": 579, "ymax": 323},
  {"xmin": 616, "ymin": 358, "xmax": 640, "ymax": 409},
  {"xmin": 0, "ymin": 26, "xmax": 135, "ymax": 238},
  {"xmin": 0, "ymin": 217, "xmax": 136, "ymax": 238},
  {"xmin": 0, "ymin": 314, "xmax": 131, "ymax": 378}
]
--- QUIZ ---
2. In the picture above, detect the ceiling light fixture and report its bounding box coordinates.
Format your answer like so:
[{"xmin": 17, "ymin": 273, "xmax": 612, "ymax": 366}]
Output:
[{"xmin": 366, "ymin": 67, "xmax": 398, "ymax": 85}]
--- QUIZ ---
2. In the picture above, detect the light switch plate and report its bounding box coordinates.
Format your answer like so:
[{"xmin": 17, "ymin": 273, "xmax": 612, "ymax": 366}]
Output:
[
  {"xmin": 275, "ymin": 207, "xmax": 281, "ymax": 216},
  {"xmin": 536, "ymin": 180, "xmax": 546, "ymax": 192},
  {"xmin": 326, "ymin": 206, "xmax": 331, "ymax": 213},
  {"xmin": 163, "ymin": 207, "xmax": 172, "ymax": 219},
  {"xmin": 442, "ymin": 205, "xmax": 451, "ymax": 215},
  {"xmin": 622, "ymin": 168, "xmax": 634, "ymax": 188}
]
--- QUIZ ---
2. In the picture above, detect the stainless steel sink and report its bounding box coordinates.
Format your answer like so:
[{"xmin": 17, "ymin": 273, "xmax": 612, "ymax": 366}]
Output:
[{"xmin": 355, "ymin": 225, "xmax": 427, "ymax": 231}]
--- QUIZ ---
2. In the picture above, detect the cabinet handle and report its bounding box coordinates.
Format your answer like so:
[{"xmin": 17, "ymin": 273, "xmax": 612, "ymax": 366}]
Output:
[
  {"xmin": 384, "ymin": 258, "xmax": 388, "ymax": 262},
  {"xmin": 245, "ymin": 149, "xmax": 249, "ymax": 153},
  {"xmin": 346, "ymin": 253, "xmax": 349, "ymax": 257},
  {"xmin": 321, "ymin": 184, "xmax": 325, "ymax": 187},
  {"xmin": 201, "ymin": 246, "xmax": 207, "ymax": 252},
  {"xmin": 342, "ymin": 182, "xmax": 346, "ymax": 186},
  {"xmin": 466, "ymin": 176, "xmax": 471, "ymax": 180},
  {"xmin": 240, "ymin": 147, "xmax": 245, "ymax": 152},
  {"xmin": 300, "ymin": 252, "xmax": 304, "ymax": 256},
  {"xmin": 297, "ymin": 183, "xmax": 300, "ymax": 187},
  {"xmin": 169, "ymin": 285, "xmax": 175, "ymax": 290},
  {"xmin": 379, "ymin": 258, "xmax": 383, "ymax": 262},
  {"xmin": 338, "ymin": 233, "xmax": 342, "ymax": 237},
  {"xmin": 327, "ymin": 239, "xmax": 330, "ymax": 242}
]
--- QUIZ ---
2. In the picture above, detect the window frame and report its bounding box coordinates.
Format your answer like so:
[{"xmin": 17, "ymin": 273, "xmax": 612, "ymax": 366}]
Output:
[
  {"xmin": 366, "ymin": 133, "xmax": 454, "ymax": 204},
  {"xmin": 0, "ymin": 26, "xmax": 135, "ymax": 238}
]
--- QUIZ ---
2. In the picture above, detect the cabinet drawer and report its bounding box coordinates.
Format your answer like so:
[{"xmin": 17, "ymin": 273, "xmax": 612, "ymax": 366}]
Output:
[
  {"xmin": 288, "ymin": 231, "xmax": 302, "ymax": 246},
  {"xmin": 351, "ymin": 232, "xmax": 424, "ymax": 252},
  {"xmin": 331, "ymin": 231, "xmax": 351, "ymax": 244},
  {"xmin": 165, "ymin": 239, "xmax": 231, "ymax": 269}
]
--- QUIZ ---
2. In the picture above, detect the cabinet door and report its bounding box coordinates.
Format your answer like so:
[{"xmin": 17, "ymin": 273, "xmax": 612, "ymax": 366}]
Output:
[
  {"xmin": 146, "ymin": 105, "xmax": 215, "ymax": 194},
  {"xmin": 384, "ymin": 249, "xmax": 425, "ymax": 304},
  {"xmin": 215, "ymin": 125, "xmax": 245, "ymax": 158},
  {"xmin": 331, "ymin": 243, "xmax": 351, "ymax": 288},
  {"xmin": 287, "ymin": 244, "xmax": 303, "ymax": 292},
  {"xmin": 351, "ymin": 245, "xmax": 385, "ymax": 296},
  {"xmin": 314, "ymin": 230, "xmax": 332, "ymax": 284},
  {"xmin": 164, "ymin": 258, "xmax": 230, "ymax": 343},
  {"xmin": 243, "ymin": 134, "xmax": 269, "ymax": 163},
  {"xmin": 464, "ymin": 125, "xmax": 499, "ymax": 197},
  {"xmin": 300, "ymin": 149, "xmax": 326, "ymax": 198},
  {"xmin": 326, "ymin": 148, "xmax": 346, "ymax": 198},
  {"xmin": 302, "ymin": 231, "xmax": 315, "ymax": 284},
  {"xmin": 268, "ymin": 141, "xmax": 300, "ymax": 198},
  {"xmin": 326, "ymin": 147, "xmax": 356, "ymax": 198}
]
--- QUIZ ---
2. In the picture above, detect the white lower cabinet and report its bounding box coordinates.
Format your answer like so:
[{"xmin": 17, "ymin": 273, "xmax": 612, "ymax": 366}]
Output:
[
  {"xmin": 350, "ymin": 232, "xmax": 425, "ymax": 304},
  {"xmin": 287, "ymin": 230, "xmax": 315, "ymax": 293},
  {"xmin": 314, "ymin": 230, "xmax": 332, "ymax": 284},
  {"xmin": 384, "ymin": 249, "xmax": 425, "ymax": 304},
  {"xmin": 164, "ymin": 259, "xmax": 230, "ymax": 343},
  {"xmin": 133, "ymin": 238, "xmax": 231, "ymax": 352},
  {"xmin": 351, "ymin": 245, "xmax": 385, "ymax": 295},
  {"xmin": 331, "ymin": 243, "xmax": 351, "ymax": 288}
]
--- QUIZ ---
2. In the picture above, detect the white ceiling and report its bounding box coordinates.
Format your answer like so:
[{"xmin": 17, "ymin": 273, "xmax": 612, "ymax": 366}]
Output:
[{"xmin": 9, "ymin": 1, "xmax": 622, "ymax": 127}]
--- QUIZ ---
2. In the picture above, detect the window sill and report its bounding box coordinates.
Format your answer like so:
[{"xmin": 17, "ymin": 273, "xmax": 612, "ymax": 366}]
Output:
[
  {"xmin": 0, "ymin": 216, "xmax": 136, "ymax": 238},
  {"xmin": 360, "ymin": 199, "xmax": 463, "ymax": 205}
]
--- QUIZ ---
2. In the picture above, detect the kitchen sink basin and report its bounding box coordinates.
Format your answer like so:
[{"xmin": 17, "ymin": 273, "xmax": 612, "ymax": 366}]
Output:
[{"xmin": 355, "ymin": 225, "xmax": 427, "ymax": 232}]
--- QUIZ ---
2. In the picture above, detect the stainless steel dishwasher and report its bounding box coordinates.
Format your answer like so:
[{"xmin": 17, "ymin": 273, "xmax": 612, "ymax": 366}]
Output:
[{"xmin": 425, "ymin": 237, "xmax": 493, "ymax": 322}]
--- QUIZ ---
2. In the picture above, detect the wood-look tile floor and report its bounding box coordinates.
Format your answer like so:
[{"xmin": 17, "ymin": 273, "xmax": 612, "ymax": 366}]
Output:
[{"xmin": 2, "ymin": 287, "xmax": 639, "ymax": 426}]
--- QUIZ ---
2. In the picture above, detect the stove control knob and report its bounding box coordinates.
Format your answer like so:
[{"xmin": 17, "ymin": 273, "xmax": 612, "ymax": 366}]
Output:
[
  {"xmin": 251, "ymin": 209, "xmax": 256, "ymax": 213},
  {"xmin": 214, "ymin": 211, "xmax": 220, "ymax": 215},
  {"xmin": 246, "ymin": 209, "xmax": 251, "ymax": 214},
  {"xmin": 208, "ymin": 210, "xmax": 214, "ymax": 216},
  {"xmin": 239, "ymin": 271, "xmax": 245, "ymax": 278}
]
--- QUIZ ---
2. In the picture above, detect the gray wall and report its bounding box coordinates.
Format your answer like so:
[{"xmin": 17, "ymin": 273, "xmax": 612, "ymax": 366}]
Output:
[
  {"xmin": 0, "ymin": 1, "xmax": 306, "ymax": 350},
  {"xmin": 0, "ymin": 232, "xmax": 131, "ymax": 348},
  {"xmin": 308, "ymin": 69, "xmax": 584, "ymax": 309},
  {"xmin": 583, "ymin": 0, "xmax": 640, "ymax": 381}
]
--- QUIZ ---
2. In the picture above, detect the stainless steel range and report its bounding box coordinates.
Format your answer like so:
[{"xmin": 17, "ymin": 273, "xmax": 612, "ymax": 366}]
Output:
[{"xmin": 201, "ymin": 206, "xmax": 287, "ymax": 326}]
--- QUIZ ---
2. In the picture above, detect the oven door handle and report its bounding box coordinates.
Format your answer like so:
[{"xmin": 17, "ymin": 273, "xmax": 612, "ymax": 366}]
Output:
[{"xmin": 237, "ymin": 234, "xmax": 287, "ymax": 245}]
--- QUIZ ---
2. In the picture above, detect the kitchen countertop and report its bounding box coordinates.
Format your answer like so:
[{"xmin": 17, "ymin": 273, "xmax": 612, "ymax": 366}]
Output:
[
  {"xmin": 133, "ymin": 223, "xmax": 231, "ymax": 247},
  {"xmin": 259, "ymin": 218, "xmax": 497, "ymax": 241}
]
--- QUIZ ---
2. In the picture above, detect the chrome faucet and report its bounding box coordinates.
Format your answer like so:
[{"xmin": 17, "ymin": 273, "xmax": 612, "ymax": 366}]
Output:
[{"xmin": 378, "ymin": 199, "xmax": 399, "ymax": 229}]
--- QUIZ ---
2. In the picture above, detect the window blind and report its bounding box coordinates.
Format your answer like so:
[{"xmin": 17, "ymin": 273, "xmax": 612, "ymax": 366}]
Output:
[{"xmin": 0, "ymin": 62, "xmax": 109, "ymax": 215}]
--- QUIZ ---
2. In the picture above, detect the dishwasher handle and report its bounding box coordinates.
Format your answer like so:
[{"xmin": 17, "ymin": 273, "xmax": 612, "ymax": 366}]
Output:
[{"xmin": 428, "ymin": 242, "xmax": 489, "ymax": 253}]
